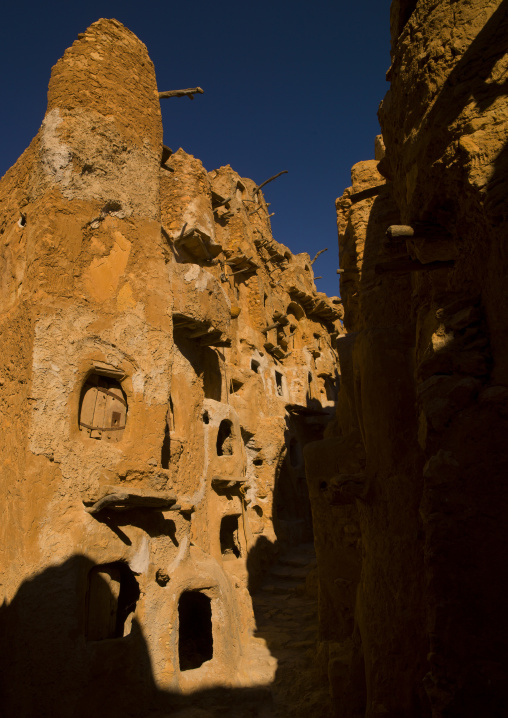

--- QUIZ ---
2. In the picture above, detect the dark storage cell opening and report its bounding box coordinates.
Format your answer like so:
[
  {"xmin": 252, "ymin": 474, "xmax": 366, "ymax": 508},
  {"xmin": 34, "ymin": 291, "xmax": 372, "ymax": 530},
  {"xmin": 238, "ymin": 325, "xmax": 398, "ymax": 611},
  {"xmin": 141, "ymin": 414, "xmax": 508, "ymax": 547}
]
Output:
[
  {"xmin": 161, "ymin": 399, "xmax": 173, "ymax": 468},
  {"xmin": 85, "ymin": 562, "xmax": 139, "ymax": 641},
  {"xmin": 203, "ymin": 348, "xmax": 222, "ymax": 402},
  {"xmin": 216, "ymin": 419, "xmax": 234, "ymax": 456},
  {"xmin": 220, "ymin": 514, "xmax": 241, "ymax": 559},
  {"xmin": 79, "ymin": 373, "xmax": 127, "ymax": 441},
  {"xmin": 178, "ymin": 591, "xmax": 213, "ymax": 671},
  {"xmin": 251, "ymin": 359, "xmax": 260, "ymax": 373},
  {"xmin": 324, "ymin": 377, "xmax": 335, "ymax": 402},
  {"xmin": 230, "ymin": 379, "xmax": 243, "ymax": 394},
  {"xmin": 203, "ymin": 411, "xmax": 210, "ymax": 424},
  {"xmin": 161, "ymin": 423, "xmax": 170, "ymax": 469},
  {"xmin": 275, "ymin": 371, "xmax": 283, "ymax": 396}
]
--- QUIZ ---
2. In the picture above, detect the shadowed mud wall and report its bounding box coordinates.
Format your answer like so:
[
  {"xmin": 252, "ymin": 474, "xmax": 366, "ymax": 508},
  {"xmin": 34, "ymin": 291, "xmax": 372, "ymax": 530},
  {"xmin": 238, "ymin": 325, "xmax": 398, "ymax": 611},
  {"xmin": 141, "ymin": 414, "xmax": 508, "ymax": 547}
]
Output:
[{"xmin": 305, "ymin": 2, "xmax": 508, "ymax": 716}]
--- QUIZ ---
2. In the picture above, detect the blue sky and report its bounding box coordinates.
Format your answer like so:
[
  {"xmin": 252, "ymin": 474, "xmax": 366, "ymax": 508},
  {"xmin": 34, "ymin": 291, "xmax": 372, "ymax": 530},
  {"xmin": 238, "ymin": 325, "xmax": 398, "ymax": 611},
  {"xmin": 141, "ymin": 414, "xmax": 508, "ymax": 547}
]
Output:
[{"xmin": 0, "ymin": 0, "xmax": 391, "ymax": 297}]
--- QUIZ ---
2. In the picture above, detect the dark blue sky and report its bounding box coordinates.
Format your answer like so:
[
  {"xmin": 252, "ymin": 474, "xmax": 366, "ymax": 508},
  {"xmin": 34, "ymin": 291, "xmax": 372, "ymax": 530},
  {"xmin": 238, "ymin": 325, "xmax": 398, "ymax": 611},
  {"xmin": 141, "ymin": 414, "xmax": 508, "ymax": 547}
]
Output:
[{"xmin": 0, "ymin": 0, "xmax": 391, "ymax": 297}]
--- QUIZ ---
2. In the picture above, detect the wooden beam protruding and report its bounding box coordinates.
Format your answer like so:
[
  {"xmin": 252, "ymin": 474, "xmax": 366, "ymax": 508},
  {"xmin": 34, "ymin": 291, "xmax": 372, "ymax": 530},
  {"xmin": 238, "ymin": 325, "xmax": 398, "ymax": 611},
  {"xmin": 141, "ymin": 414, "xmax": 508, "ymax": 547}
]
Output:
[
  {"xmin": 311, "ymin": 248, "xmax": 328, "ymax": 264},
  {"xmin": 253, "ymin": 170, "xmax": 288, "ymax": 195},
  {"xmin": 158, "ymin": 87, "xmax": 204, "ymax": 100},
  {"xmin": 386, "ymin": 223, "xmax": 453, "ymax": 242},
  {"xmin": 386, "ymin": 225, "xmax": 415, "ymax": 239}
]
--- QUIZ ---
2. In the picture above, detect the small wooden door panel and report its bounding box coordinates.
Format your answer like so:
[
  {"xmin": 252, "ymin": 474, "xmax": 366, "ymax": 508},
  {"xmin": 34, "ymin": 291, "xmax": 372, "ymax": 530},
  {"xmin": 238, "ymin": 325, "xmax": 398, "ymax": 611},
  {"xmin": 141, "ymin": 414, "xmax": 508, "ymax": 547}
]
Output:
[{"xmin": 79, "ymin": 375, "xmax": 127, "ymax": 441}]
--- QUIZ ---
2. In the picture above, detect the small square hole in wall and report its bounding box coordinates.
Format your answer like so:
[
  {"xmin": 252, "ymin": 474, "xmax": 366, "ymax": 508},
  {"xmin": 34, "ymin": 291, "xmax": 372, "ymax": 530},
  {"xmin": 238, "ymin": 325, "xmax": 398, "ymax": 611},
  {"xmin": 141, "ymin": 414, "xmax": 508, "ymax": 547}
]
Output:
[
  {"xmin": 236, "ymin": 181, "xmax": 246, "ymax": 200},
  {"xmin": 230, "ymin": 379, "xmax": 243, "ymax": 394},
  {"xmin": 220, "ymin": 514, "xmax": 241, "ymax": 559},
  {"xmin": 275, "ymin": 371, "xmax": 283, "ymax": 396},
  {"xmin": 178, "ymin": 591, "xmax": 213, "ymax": 671}
]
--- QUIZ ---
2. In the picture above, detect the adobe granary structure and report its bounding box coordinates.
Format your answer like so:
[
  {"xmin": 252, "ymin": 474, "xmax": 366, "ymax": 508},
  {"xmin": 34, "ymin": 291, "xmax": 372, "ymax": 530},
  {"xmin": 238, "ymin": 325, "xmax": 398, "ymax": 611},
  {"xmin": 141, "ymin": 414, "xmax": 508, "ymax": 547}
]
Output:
[
  {"xmin": 2, "ymin": 2, "xmax": 508, "ymax": 717},
  {"xmin": 0, "ymin": 17, "xmax": 341, "ymax": 717},
  {"xmin": 306, "ymin": 1, "xmax": 508, "ymax": 716}
]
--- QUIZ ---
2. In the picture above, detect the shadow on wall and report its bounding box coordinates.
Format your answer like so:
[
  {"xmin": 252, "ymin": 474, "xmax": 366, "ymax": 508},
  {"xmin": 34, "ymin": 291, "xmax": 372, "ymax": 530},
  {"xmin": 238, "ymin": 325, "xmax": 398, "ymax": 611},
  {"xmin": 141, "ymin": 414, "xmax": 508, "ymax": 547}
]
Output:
[
  {"xmin": 0, "ymin": 555, "xmax": 155, "ymax": 718},
  {"xmin": 388, "ymin": 0, "xmax": 508, "ymax": 226},
  {"xmin": 0, "ymin": 544, "xmax": 314, "ymax": 718},
  {"xmin": 0, "ymin": 391, "xmax": 336, "ymax": 718}
]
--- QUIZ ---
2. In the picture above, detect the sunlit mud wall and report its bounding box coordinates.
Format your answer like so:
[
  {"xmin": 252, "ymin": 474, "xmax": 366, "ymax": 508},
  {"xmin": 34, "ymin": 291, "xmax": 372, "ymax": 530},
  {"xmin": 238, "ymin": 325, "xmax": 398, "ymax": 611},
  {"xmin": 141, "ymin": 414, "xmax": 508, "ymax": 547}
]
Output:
[
  {"xmin": 305, "ymin": 2, "xmax": 508, "ymax": 716},
  {"xmin": 0, "ymin": 18, "xmax": 342, "ymax": 716}
]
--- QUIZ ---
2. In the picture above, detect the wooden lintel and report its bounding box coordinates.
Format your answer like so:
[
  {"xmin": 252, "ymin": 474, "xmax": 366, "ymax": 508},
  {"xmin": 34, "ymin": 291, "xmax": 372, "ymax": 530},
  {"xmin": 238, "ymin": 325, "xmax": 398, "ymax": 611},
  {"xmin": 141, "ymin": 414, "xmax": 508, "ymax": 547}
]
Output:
[{"xmin": 85, "ymin": 491, "xmax": 177, "ymax": 514}]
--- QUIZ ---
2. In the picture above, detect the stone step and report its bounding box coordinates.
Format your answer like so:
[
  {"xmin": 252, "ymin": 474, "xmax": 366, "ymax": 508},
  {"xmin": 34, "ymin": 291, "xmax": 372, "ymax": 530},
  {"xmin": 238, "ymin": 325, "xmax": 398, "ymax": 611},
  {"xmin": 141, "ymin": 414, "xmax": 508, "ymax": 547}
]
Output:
[
  {"xmin": 279, "ymin": 553, "xmax": 317, "ymax": 568},
  {"xmin": 259, "ymin": 581, "xmax": 299, "ymax": 595},
  {"xmin": 285, "ymin": 638, "xmax": 315, "ymax": 650},
  {"xmin": 270, "ymin": 564, "xmax": 310, "ymax": 580}
]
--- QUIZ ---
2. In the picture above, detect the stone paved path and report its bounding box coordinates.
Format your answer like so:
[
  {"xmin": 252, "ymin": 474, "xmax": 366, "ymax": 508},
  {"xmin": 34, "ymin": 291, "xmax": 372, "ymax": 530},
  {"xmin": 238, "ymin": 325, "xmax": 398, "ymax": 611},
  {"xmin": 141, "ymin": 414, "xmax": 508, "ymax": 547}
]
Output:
[{"xmin": 248, "ymin": 542, "xmax": 330, "ymax": 718}]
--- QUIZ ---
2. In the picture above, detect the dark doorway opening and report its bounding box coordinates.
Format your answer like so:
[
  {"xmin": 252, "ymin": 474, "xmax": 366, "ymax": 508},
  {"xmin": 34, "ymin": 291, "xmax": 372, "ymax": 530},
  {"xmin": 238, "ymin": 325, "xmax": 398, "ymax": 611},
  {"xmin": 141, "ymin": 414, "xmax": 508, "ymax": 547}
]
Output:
[
  {"xmin": 178, "ymin": 591, "xmax": 213, "ymax": 671},
  {"xmin": 203, "ymin": 348, "xmax": 222, "ymax": 401},
  {"xmin": 275, "ymin": 371, "xmax": 283, "ymax": 396},
  {"xmin": 161, "ymin": 422, "xmax": 170, "ymax": 469},
  {"xmin": 216, "ymin": 420, "xmax": 234, "ymax": 456},
  {"xmin": 85, "ymin": 562, "xmax": 139, "ymax": 641},
  {"xmin": 220, "ymin": 515, "xmax": 241, "ymax": 558}
]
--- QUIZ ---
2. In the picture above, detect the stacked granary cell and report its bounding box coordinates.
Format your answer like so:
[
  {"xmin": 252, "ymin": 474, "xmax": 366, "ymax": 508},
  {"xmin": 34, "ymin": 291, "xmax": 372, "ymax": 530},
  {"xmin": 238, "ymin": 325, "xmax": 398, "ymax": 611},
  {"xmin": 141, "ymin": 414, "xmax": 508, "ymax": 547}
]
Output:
[
  {"xmin": 3, "ymin": 2, "xmax": 508, "ymax": 717},
  {"xmin": 0, "ymin": 18, "xmax": 341, "ymax": 715}
]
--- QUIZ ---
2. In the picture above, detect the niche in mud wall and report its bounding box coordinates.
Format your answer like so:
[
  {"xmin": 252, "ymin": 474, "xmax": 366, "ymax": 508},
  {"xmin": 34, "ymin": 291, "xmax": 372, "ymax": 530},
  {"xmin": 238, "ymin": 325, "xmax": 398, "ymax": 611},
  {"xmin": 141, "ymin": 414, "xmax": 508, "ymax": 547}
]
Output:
[
  {"xmin": 85, "ymin": 562, "xmax": 140, "ymax": 641},
  {"xmin": 79, "ymin": 372, "xmax": 127, "ymax": 441},
  {"xmin": 275, "ymin": 370, "xmax": 284, "ymax": 396},
  {"xmin": 178, "ymin": 591, "xmax": 213, "ymax": 671},
  {"xmin": 287, "ymin": 301, "xmax": 304, "ymax": 350},
  {"xmin": 319, "ymin": 374, "xmax": 336, "ymax": 403},
  {"xmin": 202, "ymin": 348, "xmax": 222, "ymax": 402},
  {"xmin": 216, "ymin": 419, "xmax": 234, "ymax": 456},
  {"xmin": 160, "ymin": 397, "xmax": 174, "ymax": 469},
  {"xmin": 220, "ymin": 514, "xmax": 242, "ymax": 559}
]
